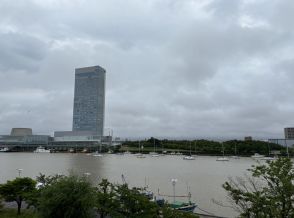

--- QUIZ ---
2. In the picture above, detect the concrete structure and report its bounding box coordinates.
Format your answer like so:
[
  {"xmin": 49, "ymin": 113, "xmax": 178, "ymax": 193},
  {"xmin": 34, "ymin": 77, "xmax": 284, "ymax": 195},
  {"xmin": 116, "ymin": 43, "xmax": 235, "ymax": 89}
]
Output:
[
  {"xmin": 10, "ymin": 128, "xmax": 32, "ymax": 136},
  {"xmin": 284, "ymin": 128, "xmax": 294, "ymax": 139},
  {"xmin": 0, "ymin": 128, "xmax": 51, "ymax": 151},
  {"xmin": 72, "ymin": 65, "xmax": 106, "ymax": 136}
]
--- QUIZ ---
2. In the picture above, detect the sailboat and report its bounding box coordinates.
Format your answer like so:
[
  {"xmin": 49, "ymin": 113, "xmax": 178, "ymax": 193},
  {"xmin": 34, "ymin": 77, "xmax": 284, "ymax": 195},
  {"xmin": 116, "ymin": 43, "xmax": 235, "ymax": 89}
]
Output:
[
  {"xmin": 231, "ymin": 142, "xmax": 240, "ymax": 159},
  {"xmin": 150, "ymin": 138, "xmax": 159, "ymax": 157},
  {"xmin": 260, "ymin": 142, "xmax": 276, "ymax": 161},
  {"xmin": 157, "ymin": 179, "xmax": 197, "ymax": 212},
  {"xmin": 137, "ymin": 141, "xmax": 146, "ymax": 158},
  {"xmin": 183, "ymin": 142, "xmax": 195, "ymax": 160},
  {"xmin": 92, "ymin": 143, "xmax": 103, "ymax": 157},
  {"xmin": 216, "ymin": 143, "xmax": 229, "ymax": 161}
]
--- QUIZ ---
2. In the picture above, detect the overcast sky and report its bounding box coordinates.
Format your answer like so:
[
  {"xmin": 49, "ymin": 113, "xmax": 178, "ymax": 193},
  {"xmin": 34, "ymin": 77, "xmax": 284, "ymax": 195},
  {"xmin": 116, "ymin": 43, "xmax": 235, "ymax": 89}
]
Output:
[{"xmin": 0, "ymin": 0, "xmax": 293, "ymax": 139}]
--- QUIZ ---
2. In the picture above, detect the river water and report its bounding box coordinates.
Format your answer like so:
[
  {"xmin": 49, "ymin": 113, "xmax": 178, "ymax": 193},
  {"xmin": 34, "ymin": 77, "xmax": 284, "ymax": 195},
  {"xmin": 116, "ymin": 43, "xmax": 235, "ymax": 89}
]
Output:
[{"xmin": 0, "ymin": 153, "xmax": 264, "ymax": 217}]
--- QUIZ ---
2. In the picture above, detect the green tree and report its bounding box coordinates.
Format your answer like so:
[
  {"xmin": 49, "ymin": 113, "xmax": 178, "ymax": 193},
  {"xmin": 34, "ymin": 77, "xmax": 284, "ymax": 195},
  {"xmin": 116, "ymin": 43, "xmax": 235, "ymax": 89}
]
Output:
[
  {"xmin": 36, "ymin": 173, "xmax": 64, "ymax": 187},
  {"xmin": 115, "ymin": 184, "xmax": 159, "ymax": 218},
  {"xmin": 223, "ymin": 158, "xmax": 294, "ymax": 217},
  {"xmin": 0, "ymin": 196, "xmax": 3, "ymax": 211},
  {"xmin": 0, "ymin": 177, "xmax": 36, "ymax": 215},
  {"xmin": 95, "ymin": 179, "xmax": 120, "ymax": 218},
  {"xmin": 161, "ymin": 205, "xmax": 199, "ymax": 218},
  {"xmin": 37, "ymin": 174, "xmax": 96, "ymax": 218}
]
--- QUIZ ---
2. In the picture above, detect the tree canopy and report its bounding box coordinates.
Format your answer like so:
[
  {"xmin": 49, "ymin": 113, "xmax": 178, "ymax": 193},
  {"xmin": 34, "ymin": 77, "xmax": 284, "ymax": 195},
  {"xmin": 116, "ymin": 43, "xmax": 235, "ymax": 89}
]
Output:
[
  {"xmin": 37, "ymin": 174, "xmax": 96, "ymax": 218},
  {"xmin": 223, "ymin": 158, "xmax": 294, "ymax": 217},
  {"xmin": 0, "ymin": 177, "xmax": 36, "ymax": 215}
]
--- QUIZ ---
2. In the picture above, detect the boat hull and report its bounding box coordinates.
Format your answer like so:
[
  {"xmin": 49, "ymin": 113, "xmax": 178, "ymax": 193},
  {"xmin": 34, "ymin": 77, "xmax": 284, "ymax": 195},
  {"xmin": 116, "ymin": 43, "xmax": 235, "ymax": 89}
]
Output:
[{"xmin": 169, "ymin": 202, "xmax": 197, "ymax": 213}]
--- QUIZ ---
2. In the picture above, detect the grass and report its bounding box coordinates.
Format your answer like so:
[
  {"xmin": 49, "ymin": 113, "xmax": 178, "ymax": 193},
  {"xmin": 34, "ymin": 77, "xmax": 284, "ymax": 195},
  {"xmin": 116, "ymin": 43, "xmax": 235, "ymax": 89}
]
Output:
[{"xmin": 0, "ymin": 208, "xmax": 39, "ymax": 218}]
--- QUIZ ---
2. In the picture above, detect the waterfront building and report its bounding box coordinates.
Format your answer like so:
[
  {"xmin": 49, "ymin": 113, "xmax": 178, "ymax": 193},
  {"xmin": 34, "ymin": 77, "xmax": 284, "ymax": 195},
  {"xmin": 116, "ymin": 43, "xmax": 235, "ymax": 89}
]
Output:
[
  {"xmin": 284, "ymin": 127, "xmax": 294, "ymax": 139},
  {"xmin": 10, "ymin": 128, "xmax": 33, "ymax": 136},
  {"xmin": 0, "ymin": 128, "xmax": 51, "ymax": 151},
  {"xmin": 72, "ymin": 66, "xmax": 106, "ymax": 136}
]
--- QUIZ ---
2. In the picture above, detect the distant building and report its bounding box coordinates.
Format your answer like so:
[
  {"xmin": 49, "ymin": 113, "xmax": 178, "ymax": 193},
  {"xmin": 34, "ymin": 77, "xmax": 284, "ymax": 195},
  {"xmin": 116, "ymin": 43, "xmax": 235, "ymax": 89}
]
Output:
[
  {"xmin": 72, "ymin": 66, "xmax": 106, "ymax": 136},
  {"xmin": 0, "ymin": 128, "xmax": 51, "ymax": 149},
  {"xmin": 284, "ymin": 127, "xmax": 294, "ymax": 139},
  {"xmin": 244, "ymin": 136, "xmax": 252, "ymax": 141},
  {"xmin": 10, "ymin": 128, "xmax": 32, "ymax": 136}
]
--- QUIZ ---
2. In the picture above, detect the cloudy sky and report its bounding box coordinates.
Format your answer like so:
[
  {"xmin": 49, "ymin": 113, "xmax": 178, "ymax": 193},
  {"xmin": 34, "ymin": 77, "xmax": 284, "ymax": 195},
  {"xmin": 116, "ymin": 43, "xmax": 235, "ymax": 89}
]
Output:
[{"xmin": 0, "ymin": 0, "xmax": 293, "ymax": 139}]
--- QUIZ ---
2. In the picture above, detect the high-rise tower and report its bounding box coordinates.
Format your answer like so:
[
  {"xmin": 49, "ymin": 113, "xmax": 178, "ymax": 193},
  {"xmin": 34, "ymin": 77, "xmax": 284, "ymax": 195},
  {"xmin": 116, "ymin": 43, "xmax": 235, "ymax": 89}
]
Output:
[{"xmin": 72, "ymin": 65, "xmax": 106, "ymax": 136}]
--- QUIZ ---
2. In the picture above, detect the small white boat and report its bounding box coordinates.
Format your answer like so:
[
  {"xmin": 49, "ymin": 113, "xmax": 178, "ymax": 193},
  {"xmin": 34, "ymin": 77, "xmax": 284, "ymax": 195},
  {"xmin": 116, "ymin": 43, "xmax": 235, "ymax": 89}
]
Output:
[
  {"xmin": 0, "ymin": 147, "xmax": 9, "ymax": 152},
  {"xmin": 216, "ymin": 157, "xmax": 229, "ymax": 161},
  {"xmin": 251, "ymin": 153, "xmax": 264, "ymax": 158},
  {"xmin": 216, "ymin": 143, "xmax": 229, "ymax": 161},
  {"xmin": 231, "ymin": 143, "xmax": 240, "ymax": 159},
  {"xmin": 149, "ymin": 152, "xmax": 159, "ymax": 157},
  {"xmin": 260, "ymin": 156, "xmax": 277, "ymax": 161},
  {"xmin": 183, "ymin": 156, "xmax": 195, "ymax": 160},
  {"xmin": 183, "ymin": 143, "xmax": 195, "ymax": 160},
  {"xmin": 34, "ymin": 146, "xmax": 50, "ymax": 153},
  {"xmin": 137, "ymin": 154, "xmax": 146, "ymax": 158},
  {"xmin": 92, "ymin": 151, "xmax": 103, "ymax": 157}
]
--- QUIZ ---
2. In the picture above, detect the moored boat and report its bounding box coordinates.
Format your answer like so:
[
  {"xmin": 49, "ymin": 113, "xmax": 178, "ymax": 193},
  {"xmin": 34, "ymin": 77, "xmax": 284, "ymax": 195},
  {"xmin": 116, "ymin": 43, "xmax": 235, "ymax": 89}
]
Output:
[
  {"xmin": 34, "ymin": 146, "xmax": 50, "ymax": 153},
  {"xmin": 137, "ymin": 154, "xmax": 146, "ymax": 158},
  {"xmin": 183, "ymin": 156, "xmax": 195, "ymax": 160},
  {"xmin": 251, "ymin": 153, "xmax": 264, "ymax": 158},
  {"xmin": 216, "ymin": 143, "xmax": 229, "ymax": 161},
  {"xmin": 260, "ymin": 156, "xmax": 277, "ymax": 161},
  {"xmin": 0, "ymin": 147, "xmax": 9, "ymax": 152},
  {"xmin": 216, "ymin": 157, "xmax": 229, "ymax": 161},
  {"xmin": 169, "ymin": 201, "xmax": 197, "ymax": 212},
  {"xmin": 157, "ymin": 178, "xmax": 197, "ymax": 213},
  {"xmin": 183, "ymin": 142, "xmax": 195, "ymax": 160},
  {"xmin": 92, "ymin": 151, "xmax": 103, "ymax": 157}
]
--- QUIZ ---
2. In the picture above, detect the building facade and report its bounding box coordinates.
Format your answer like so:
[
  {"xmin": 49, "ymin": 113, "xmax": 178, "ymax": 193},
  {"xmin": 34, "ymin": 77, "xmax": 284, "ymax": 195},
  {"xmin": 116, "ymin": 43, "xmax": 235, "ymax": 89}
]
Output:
[
  {"xmin": 284, "ymin": 127, "xmax": 294, "ymax": 139},
  {"xmin": 72, "ymin": 66, "xmax": 106, "ymax": 136}
]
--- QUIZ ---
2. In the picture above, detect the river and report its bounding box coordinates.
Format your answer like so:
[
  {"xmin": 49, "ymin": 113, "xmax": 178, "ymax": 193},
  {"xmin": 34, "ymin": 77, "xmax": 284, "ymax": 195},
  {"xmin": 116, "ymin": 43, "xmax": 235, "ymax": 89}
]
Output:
[{"xmin": 0, "ymin": 153, "xmax": 265, "ymax": 217}]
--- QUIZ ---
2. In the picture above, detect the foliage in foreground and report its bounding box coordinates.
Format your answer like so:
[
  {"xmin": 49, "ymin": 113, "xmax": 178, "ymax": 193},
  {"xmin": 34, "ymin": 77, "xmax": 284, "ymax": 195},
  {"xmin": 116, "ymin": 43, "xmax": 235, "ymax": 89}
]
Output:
[
  {"xmin": 37, "ymin": 174, "xmax": 96, "ymax": 218},
  {"xmin": 223, "ymin": 157, "xmax": 294, "ymax": 217},
  {"xmin": 0, "ymin": 208, "xmax": 39, "ymax": 218},
  {"xmin": 95, "ymin": 179, "xmax": 198, "ymax": 218},
  {"xmin": 0, "ymin": 177, "xmax": 36, "ymax": 215},
  {"xmin": 0, "ymin": 174, "xmax": 199, "ymax": 218}
]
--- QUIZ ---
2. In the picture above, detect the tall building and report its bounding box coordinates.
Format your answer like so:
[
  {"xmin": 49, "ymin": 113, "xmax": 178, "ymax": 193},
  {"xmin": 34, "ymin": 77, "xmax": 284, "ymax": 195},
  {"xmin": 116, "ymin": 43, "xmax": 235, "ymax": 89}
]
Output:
[
  {"xmin": 72, "ymin": 65, "xmax": 106, "ymax": 136},
  {"xmin": 284, "ymin": 127, "xmax": 294, "ymax": 139}
]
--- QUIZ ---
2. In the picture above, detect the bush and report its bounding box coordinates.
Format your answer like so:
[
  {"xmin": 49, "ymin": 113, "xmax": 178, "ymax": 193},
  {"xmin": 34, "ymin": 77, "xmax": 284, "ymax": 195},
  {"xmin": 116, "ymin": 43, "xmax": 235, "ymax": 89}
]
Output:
[{"xmin": 37, "ymin": 174, "xmax": 96, "ymax": 218}]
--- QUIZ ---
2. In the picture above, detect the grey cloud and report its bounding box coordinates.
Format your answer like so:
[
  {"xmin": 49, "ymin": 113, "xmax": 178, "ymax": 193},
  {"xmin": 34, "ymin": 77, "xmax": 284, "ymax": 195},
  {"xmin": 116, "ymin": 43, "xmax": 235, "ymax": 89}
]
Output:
[
  {"xmin": 0, "ymin": 0, "xmax": 293, "ymax": 139},
  {"xmin": 0, "ymin": 33, "xmax": 47, "ymax": 71}
]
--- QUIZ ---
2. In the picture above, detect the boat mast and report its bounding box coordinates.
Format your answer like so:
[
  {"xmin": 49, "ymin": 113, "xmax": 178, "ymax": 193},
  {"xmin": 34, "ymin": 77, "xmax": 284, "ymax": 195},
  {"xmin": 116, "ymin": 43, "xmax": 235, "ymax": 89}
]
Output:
[
  {"xmin": 171, "ymin": 179, "xmax": 177, "ymax": 203},
  {"xmin": 189, "ymin": 142, "xmax": 192, "ymax": 156}
]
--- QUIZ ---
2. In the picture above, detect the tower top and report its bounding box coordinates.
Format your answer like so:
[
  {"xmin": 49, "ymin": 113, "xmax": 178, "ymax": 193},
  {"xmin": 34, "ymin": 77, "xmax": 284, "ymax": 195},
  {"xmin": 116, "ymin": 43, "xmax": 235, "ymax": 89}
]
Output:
[{"xmin": 75, "ymin": 65, "xmax": 106, "ymax": 74}]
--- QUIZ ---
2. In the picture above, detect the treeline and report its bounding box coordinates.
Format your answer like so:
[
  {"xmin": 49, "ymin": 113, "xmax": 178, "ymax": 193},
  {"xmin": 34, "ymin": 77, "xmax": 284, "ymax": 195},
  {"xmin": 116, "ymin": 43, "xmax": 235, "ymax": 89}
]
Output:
[
  {"xmin": 122, "ymin": 138, "xmax": 290, "ymax": 156},
  {"xmin": 0, "ymin": 174, "xmax": 198, "ymax": 218}
]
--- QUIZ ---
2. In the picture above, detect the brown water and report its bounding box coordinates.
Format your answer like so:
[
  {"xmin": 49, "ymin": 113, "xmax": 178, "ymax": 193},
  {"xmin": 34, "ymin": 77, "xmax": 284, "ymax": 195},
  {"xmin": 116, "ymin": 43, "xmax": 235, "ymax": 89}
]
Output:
[{"xmin": 0, "ymin": 153, "xmax": 261, "ymax": 217}]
